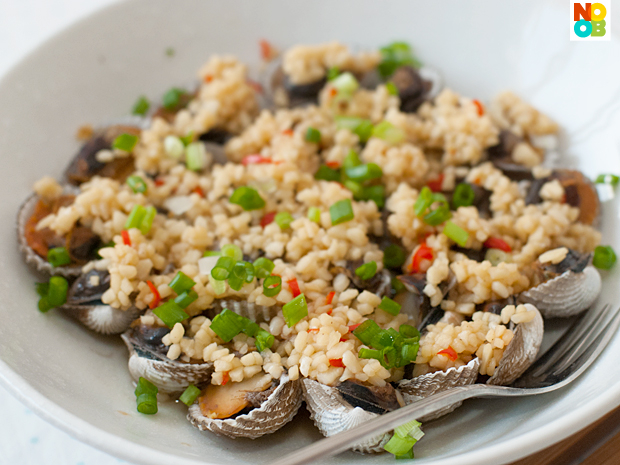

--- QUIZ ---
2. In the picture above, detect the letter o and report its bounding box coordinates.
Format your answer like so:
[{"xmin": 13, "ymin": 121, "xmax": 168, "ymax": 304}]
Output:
[
  {"xmin": 574, "ymin": 19, "xmax": 592, "ymax": 37},
  {"xmin": 591, "ymin": 3, "xmax": 607, "ymax": 21}
]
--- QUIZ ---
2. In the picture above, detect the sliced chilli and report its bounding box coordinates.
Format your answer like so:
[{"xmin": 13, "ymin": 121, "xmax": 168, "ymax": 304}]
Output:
[
  {"xmin": 484, "ymin": 237, "xmax": 512, "ymax": 252},
  {"xmin": 438, "ymin": 346, "xmax": 458, "ymax": 361},
  {"xmin": 146, "ymin": 280, "xmax": 161, "ymax": 309},
  {"xmin": 409, "ymin": 243, "xmax": 434, "ymax": 274}
]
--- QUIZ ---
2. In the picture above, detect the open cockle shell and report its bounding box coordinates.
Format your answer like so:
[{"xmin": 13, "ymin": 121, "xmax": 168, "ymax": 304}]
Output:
[
  {"xmin": 397, "ymin": 358, "xmax": 480, "ymax": 422},
  {"xmin": 187, "ymin": 373, "xmax": 302, "ymax": 439},
  {"xmin": 302, "ymin": 378, "xmax": 392, "ymax": 454},
  {"xmin": 207, "ymin": 298, "xmax": 278, "ymax": 323},
  {"xmin": 518, "ymin": 266, "xmax": 601, "ymax": 319},
  {"xmin": 17, "ymin": 193, "xmax": 84, "ymax": 278},
  {"xmin": 63, "ymin": 303, "xmax": 139, "ymax": 335},
  {"xmin": 488, "ymin": 304, "xmax": 544, "ymax": 386},
  {"xmin": 121, "ymin": 330, "xmax": 213, "ymax": 394}
]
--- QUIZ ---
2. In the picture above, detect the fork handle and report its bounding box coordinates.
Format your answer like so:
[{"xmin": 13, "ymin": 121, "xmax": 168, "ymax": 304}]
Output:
[{"xmin": 272, "ymin": 384, "xmax": 500, "ymax": 465}]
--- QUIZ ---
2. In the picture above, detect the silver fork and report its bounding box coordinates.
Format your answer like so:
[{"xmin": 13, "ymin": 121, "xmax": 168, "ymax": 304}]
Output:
[{"xmin": 272, "ymin": 303, "xmax": 620, "ymax": 465}]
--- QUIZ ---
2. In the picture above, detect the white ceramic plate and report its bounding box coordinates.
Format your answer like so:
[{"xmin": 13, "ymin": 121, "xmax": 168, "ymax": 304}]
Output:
[{"xmin": 1, "ymin": 1, "xmax": 620, "ymax": 464}]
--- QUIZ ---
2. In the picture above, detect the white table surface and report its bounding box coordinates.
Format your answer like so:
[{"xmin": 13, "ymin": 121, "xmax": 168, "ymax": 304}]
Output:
[{"xmin": 0, "ymin": 3, "xmax": 134, "ymax": 464}]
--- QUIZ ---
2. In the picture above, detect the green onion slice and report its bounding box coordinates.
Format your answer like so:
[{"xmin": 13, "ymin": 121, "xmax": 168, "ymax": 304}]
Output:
[
  {"xmin": 162, "ymin": 87, "xmax": 187, "ymax": 111},
  {"xmin": 203, "ymin": 250, "xmax": 221, "ymax": 257},
  {"xmin": 275, "ymin": 212, "xmax": 294, "ymax": 230},
  {"xmin": 414, "ymin": 186, "xmax": 433, "ymax": 217},
  {"xmin": 180, "ymin": 131, "xmax": 194, "ymax": 146},
  {"xmin": 335, "ymin": 117, "xmax": 373, "ymax": 143},
  {"xmin": 125, "ymin": 204, "xmax": 147, "ymax": 230},
  {"xmin": 169, "ymin": 271, "xmax": 196, "ymax": 295},
  {"xmin": 139, "ymin": 206, "xmax": 157, "ymax": 235},
  {"xmin": 127, "ymin": 175, "xmax": 147, "ymax": 194},
  {"xmin": 345, "ymin": 163, "xmax": 383, "ymax": 183},
  {"xmin": 282, "ymin": 293, "xmax": 308, "ymax": 327},
  {"xmin": 135, "ymin": 376, "xmax": 158, "ymax": 397},
  {"xmin": 253, "ymin": 257, "xmax": 275, "ymax": 279},
  {"xmin": 136, "ymin": 393, "xmax": 158, "ymax": 414},
  {"xmin": 209, "ymin": 308, "xmax": 242, "ymax": 342},
  {"xmin": 186, "ymin": 142, "xmax": 207, "ymax": 171},
  {"xmin": 152, "ymin": 300, "xmax": 189, "ymax": 328},
  {"xmin": 399, "ymin": 324, "xmax": 420, "ymax": 339},
  {"xmin": 383, "ymin": 244, "xmax": 406, "ymax": 269},
  {"xmin": 593, "ymin": 245, "xmax": 617, "ymax": 270},
  {"xmin": 378, "ymin": 41, "xmax": 420, "ymax": 79},
  {"xmin": 356, "ymin": 184, "xmax": 385, "ymax": 209},
  {"xmin": 423, "ymin": 203, "xmax": 451, "ymax": 226},
  {"xmin": 443, "ymin": 220, "xmax": 469, "ymax": 247},
  {"xmin": 211, "ymin": 256, "xmax": 235, "ymax": 280},
  {"xmin": 228, "ymin": 262, "xmax": 248, "ymax": 291},
  {"xmin": 307, "ymin": 207, "xmax": 321, "ymax": 223},
  {"xmin": 255, "ymin": 329, "xmax": 275, "ymax": 352},
  {"xmin": 241, "ymin": 261, "xmax": 256, "ymax": 283},
  {"xmin": 174, "ymin": 289, "xmax": 198, "ymax": 309},
  {"xmin": 112, "ymin": 133, "xmax": 139, "ymax": 152},
  {"xmin": 305, "ymin": 127, "xmax": 321, "ymax": 144},
  {"xmin": 353, "ymin": 320, "xmax": 383, "ymax": 347},
  {"xmin": 595, "ymin": 174, "xmax": 619, "ymax": 186},
  {"xmin": 344, "ymin": 180, "xmax": 363, "ymax": 199},
  {"xmin": 230, "ymin": 186, "xmax": 266, "ymax": 211},
  {"xmin": 392, "ymin": 277, "xmax": 406, "ymax": 293},
  {"xmin": 355, "ymin": 261, "xmax": 377, "ymax": 280},
  {"xmin": 37, "ymin": 276, "xmax": 69, "ymax": 312},
  {"xmin": 385, "ymin": 82, "xmax": 399, "ymax": 96},
  {"xmin": 371, "ymin": 121, "xmax": 405, "ymax": 144},
  {"xmin": 164, "ymin": 135, "xmax": 185, "ymax": 159},
  {"xmin": 179, "ymin": 384, "xmax": 201, "ymax": 406},
  {"xmin": 47, "ymin": 247, "xmax": 71, "ymax": 267},
  {"xmin": 315, "ymin": 165, "xmax": 341, "ymax": 182},
  {"xmin": 452, "ymin": 183, "xmax": 475, "ymax": 209},
  {"xmin": 209, "ymin": 275, "xmax": 226, "ymax": 295},
  {"xmin": 221, "ymin": 244, "xmax": 243, "ymax": 262},
  {"xmin": 329, "ymin": 199, "xmax": 354, "ymax": 226},
  {"xmin": 326, "ymin": 66, "xmax": 340, "ymax": 81},
  {"xmin": 263, "ymin": 275, "xmax": 282, "ymax": 297},
  {"xmin": 378, "ymin": 297, "xmax": 401, "ymax": 315},
  {"xmin": 343, "ymin": 150, "xmax": 362, "ymax": 169},
  {"xmin": 132, "ymin": 96, "xmax": 150, "ymax": 116},
  {"xmin": 331, "ymin": 72, "xmax": 359, "ymax": 98}
]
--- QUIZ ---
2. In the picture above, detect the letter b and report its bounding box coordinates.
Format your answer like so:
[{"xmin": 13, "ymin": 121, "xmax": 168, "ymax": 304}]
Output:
[
  {"xmin": 574, "ymin": 19, "xmax": 592, "ymax": 37},
  {"xmin": 591, "ymin": 19, "xmax": 606, "ymax": 36}
]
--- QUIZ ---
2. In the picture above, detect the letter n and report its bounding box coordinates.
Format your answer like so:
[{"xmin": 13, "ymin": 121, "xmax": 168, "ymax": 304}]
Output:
[{"xmin": 574, "ymin": 3, "xmax": 591, "ymax": 21}]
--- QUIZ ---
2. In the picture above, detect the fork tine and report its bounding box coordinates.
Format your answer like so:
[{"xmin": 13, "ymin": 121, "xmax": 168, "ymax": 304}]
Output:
[
  {"xmin": 551, "ymin": 305, "xmax": 620, "ymax": 377},
  {"xmin": 527, "ymin": 304, "xmax": 610, "ymax": 378}
]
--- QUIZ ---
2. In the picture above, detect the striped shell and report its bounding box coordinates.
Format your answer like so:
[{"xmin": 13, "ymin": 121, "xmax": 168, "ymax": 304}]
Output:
[
  {"xmin": 17, "ymin": 193, "xmax": 83, "ymax": 278},
  {"xmin": 302, "ymin": 378, "xmax": 390, "ymax": 454},
  {"xmin": 518, "ymin": 266, "xmax": 601, "ymax": 318},
  {"xmin": 488, "ymin": 304, "xmax": 544, "ymax": 386},
  {"xmin": 63, "ymin": 303, "xmax": 139, "ymax": 335},
  {"xmin": 397, "ymin": 358, "xmax": 480, "ymax": 422},
  {"xmin": 207, "ymin": 298, "xmax": 279, "ymax": 323},
  {"xmin": 121, "ymin": 331, "xmax": 213, "ymax": 394},
  {"xmin": 187, "ymin": 374, "xmax": 302, "ymax": 438}
]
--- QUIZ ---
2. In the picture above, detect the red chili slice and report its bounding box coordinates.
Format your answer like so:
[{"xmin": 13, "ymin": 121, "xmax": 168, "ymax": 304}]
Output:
[
  {"xmin": 260, "ymin": 212, "xmax": 276, "ymax": 227},
  {"xmin": 259, "ymin": 39, "xmax": 274, "ymax": 61},
  {"xmin": 247, "ymin": 79, "xmax": 264, "ymax": 94},
  {"xmin": 329, "ymin": 358, "xmax": 345, "ymax": 368},
  {"xmin": 473, "ymin": 99, "xmax": 484, "ymax": 116},
  {"xmin": 483, "ymin": 237, "xmax": 512, "ymax": 253},
  {"xmin": 146, "ymin": 280, "xmax": 160, "ymax": 309},
  {"xmin": 193, "ymin": 186, "xmax": 205, "ymax": 198},
  {"xmin": 409, "ymin": 243, "xmax": 434, "ymax": 274},
  {"xmin": 121, "ymin": 230, "xmax": 131, "ymax": 246},
  {"xmin": 326, "ymin": 308, "xmax": 332, "ymax": 315},
  {"xmin": 325, "ymin": 161, "xmax": 340, "ymax": 169},
  {"xmin": 438, "ymin": 346, "xmax": 458, "ymax": 361},
  {"xmin": 348, "ymin": 323, "xmax": 361, "ymax": 332},
  {"xmin": 325, "ymin": 291, "xmax": 335, "ymax": 305},
  {"xmin": 427, "ymin": 173, "xmax": 444, "ymax": 192},
  {"xmin": 308, "ymin": 328, "xmax": 319, "ymax": 333},
  {"xmin": 242, "ymin": 154, "xmax": 273, "ymax": 165},
  {"xmin": 287, "ymin": 278, "xmax": 301, "ymax": 297},
  {"xmin": 282, "ymin": 129, "xmax": 294, "ymax": 136},
  {"xmin": 221, "ymin": 372, "xmax": 230, "ymax": 386},
  {"xmin": 154, "ymin": 178, "xmax": 165, "ymax": 187}
]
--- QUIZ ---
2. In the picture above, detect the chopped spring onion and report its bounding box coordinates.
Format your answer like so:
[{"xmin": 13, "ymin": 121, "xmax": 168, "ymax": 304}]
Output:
[
  {"xmin": 125, "ymin": 204, "xmax": 146, "ymax": 230},
  {"xmin": 127, "ymin": 175, "xmax": 147, "ymax": 194},
  {"xmin": 275, "ymin": 212, "xmax": 294, "ymax": 230},
  {"xmin": 221, "ymin": 243, "xmax": 243, "ymax": 262},
  {"xmin": 305, "ymin": 127, "xmax": 321, "ymax": 144},
  {"xmin": 179, "ymin": 384, "xmax": 201, "ymax": 406},
  {"xmin": 392, "ymin": 277, "xmax": 406, "ymax": 293},
  {"xmin": 208, "ymin": 308, "xmax": 242, "ymax": 342},
  {"xmin": 47, "ymin": 247, "xmax": 71, "ymax": 267},
  {"xmin": 335, "ymin": 117, "xmax": 373, "ymax": 143},
  {"xmin": 352, "ymin": 320, "xmax": 383, "ymax": 347},
  {"xmin": 384, "ymin": 423, "xmax": 423, "ymax": 457},
  {"xmin": 414, "ymin": 186, "xmax": 433, "ymax": 217},
  {"xmin": 357, "ymin": 184, "xmax": 385, "ymax": 209},
  {"xmin": 162, "ymin": 87, "xmax": 187, "ymax": 111},
  {"xmin": 378, "ymin": 41, "xmax": 420, "ymax": 79},
  {"xmin": 383, "ymin": 244, "xmax": 406, "ymax": 269},
  {"xmin": 315, "ymin": 165, "xmax": 341, "ymax": 182},
  {"xmin": 263, "ymin": 275, "xmax": 282, "ymax": 297},
  {"xmin": 452, "ymin": 183, "xmax": 475, "ymax": 209},
  {"xmin": 209, "ymin": 275, "xmax": 226, "ymax": 295},
  {"xmin": 331, "ymin": 72, "xmax": 359, "ymax": 98},
  {"xmin": 180, "ymin": 131, "xmax": 194, "ymax": 146},
  {"xmin": 163, "ymin": 135, "xmax": 185, "ymax": 159},
  {"xmin": 593, "ymin": 245, "xmax": 617, "ymax": 270},
  {"xmin": 135, "ymin": 377, "xmax": 158, "ymax": 415},
  {"xmin": 36, "ymin": 276, "xmax": 68, "ymax": 313},
  {"xmin": 354, "ymin": 320, "xmax": 420, "ymax": 369},
  {"xmin": 423, "ymin": 203, "xmax": 451, "ymax": 226},
  {"xmin": 152, "ymin": 300, "xmax": 189, "ymax": 328},
  {"xmin": 255, "ymin": 329, "xmax": 275, "ymax": 352},
  {"xmin": 211, "ymin": 256, "xmax": 236, "ymax": 280},
  {"xmin": 229, "ymin": 186, "xmax": 266, "ymax": 211},
  {"xmin": 174, "ymin": 289, "xmax": 198, "ymax": 308},
  {"xmin": 344, "ymin": 180, "xmax": 363, "ymax": 198},
  {"xmin": 203, "ymin": 250, "xmax": 221, "ymax": 257},
  {"xmin": 253, "ymin": 257, "xmax": 275, "ymax": 279},
  {"xmin": 307, "ymin": 207, "xmax": 321, "ymax": 223},
  {"xmin": 378, "ymin": 297, "xmax": 401, "ymax": 316},
  {"xmin": 485, "ymin": 248, "xmax": 511, "ymax": 266},
  {"xmin": 228, "ymin": 262, "xmax": 248, "ymax": 291},
  {"xmin": 385, "ymin": 81, "xmax": 399, "ymax": 96},
  {"xmin": 595, "ymin": 174, "xmax": 619, "ymax": 186},
  {"xmin": 329, "ymin": 199, "xmax": 354, "ymax": 225},
  {"xmin": 355, "ymin": 261, "xmax": 377, "ymax": 280},
  {"xmin": 345, "ymin": 163, "xmax": 383, "ymax": 183},
  {"xmin": 326, "ymin": 66, "xmax": 340, "ymax": 81},
  {"xmin": 185, "ymin": 142, "xmax": 207, "ymax": 171},
  {"xmin": 282, "ymin": 293, "xmax": 308, "ymax": 327},
  {"xmin": 139, "ymin": 206, "xmax": 157, "ymax": 235},
  {"xmin": 169, "ymin": 271, "xmax": 196, "ymax": 295},
  {"xmin": 241, "ymin": 261, "xmax": 256, "ymax": 283},
  {"xmin": 399, "ymin": 324, "xmax": 420, "ymax": 339},
  {"xmin": 358, "ymin": 347, "xmax": 383, "ymax": 362},
  {"xmin": 395, "ymin": 450, "xmax": 414, "ymax": 460},
  {"xmin": 443, "ymin": 220, "xmax": 469, "ymax": 247},
  {"xmin": 343, "ymin": 150, "xmax": 362, "ymax": 169},
  {"xmin": 132, "ymin": 96, "xmax": 150, "ymax": 116},
  {"xmin": 371, "ymin": 121, "xmax": 405, "ymax": 145},
  {"xmin": 112, "ymin": 133, "xmax": 139, "ymax": 152}
]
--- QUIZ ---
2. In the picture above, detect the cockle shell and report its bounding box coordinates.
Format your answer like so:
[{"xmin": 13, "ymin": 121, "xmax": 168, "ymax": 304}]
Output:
[
  {"xmin": 302, "ymin": 378, "xmax": 391, "ymax": 454},
  {"xmin": 518, "ymin": 266, "xmax": 601, "ymax": 319},
  {"xmin": 187, "ymin": 374, "xmax": 301, "ymax": 439},
  {"xmin": 121, "ymin": 330, "xmax": 213, "ymax": 394},
  {"xmin": 397, "ymin": 358, "xmax": 480, "ymax": 422},
  {"xmin": 488, "ymin": 304, "xmax": 544, "ymax": 386},
  {"xmin": 207, "ymin": 298, "xmax": 278, "ymax": 323},
  {"xmin": 17, "ymin": 193, "xmax": 83, "ymax": 278},
  {"xmin": 63, "ymin": 303, "xmax": 139, "ymax": 335}
]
